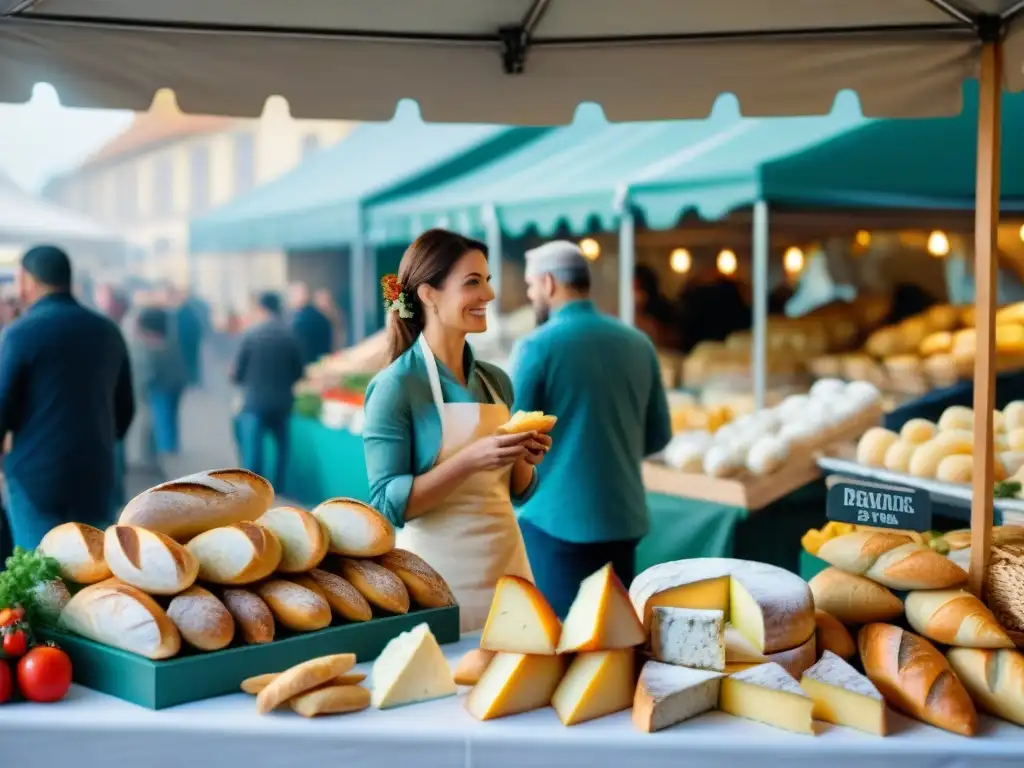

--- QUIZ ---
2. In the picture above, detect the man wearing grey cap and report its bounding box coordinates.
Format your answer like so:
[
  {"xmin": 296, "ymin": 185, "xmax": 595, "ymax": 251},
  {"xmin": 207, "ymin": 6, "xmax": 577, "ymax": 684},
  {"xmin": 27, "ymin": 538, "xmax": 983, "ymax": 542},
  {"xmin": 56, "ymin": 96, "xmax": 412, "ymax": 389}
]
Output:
[{"xmin": 509, "ymin": 240, "xmax": 672, "ymax": 616}]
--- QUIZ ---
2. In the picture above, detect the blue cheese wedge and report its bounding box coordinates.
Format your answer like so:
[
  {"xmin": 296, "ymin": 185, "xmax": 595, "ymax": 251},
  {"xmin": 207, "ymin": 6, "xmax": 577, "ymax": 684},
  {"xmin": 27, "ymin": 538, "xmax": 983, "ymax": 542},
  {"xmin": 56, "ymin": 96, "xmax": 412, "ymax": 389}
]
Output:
[
  {"xmin": 650, "ymin": 606, "xmax": 725, "ymax": 671},
  {"xmin": 800, "ymin": 651, "xmax": 886, "ymax": 735}
]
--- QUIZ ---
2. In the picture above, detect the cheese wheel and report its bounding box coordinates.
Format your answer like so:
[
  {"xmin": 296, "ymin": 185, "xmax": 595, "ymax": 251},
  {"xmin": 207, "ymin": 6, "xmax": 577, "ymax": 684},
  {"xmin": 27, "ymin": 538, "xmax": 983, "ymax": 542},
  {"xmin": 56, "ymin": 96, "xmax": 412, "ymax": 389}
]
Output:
[{"xmin": 856, "ymin": 428, "xmax": 899, "ymax": 468}]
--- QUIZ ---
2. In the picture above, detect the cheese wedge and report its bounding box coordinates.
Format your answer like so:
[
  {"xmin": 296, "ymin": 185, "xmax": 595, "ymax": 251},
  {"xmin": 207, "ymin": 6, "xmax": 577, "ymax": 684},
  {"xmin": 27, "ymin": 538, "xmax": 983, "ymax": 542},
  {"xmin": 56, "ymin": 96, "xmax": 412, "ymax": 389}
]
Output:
[
  {"xmin": 466, "ymin": 652, "xmax": 566, "ymax": 721},
  {"xmin": 481, "ymin": 576, "xmax": 561, "ymax": 654},
  {"xmin": 633, "ymin": 660, "xmax": 723, "ymax": 733},
  {"xmin": 552, "ymin": 649, "xmax": 634, "ymax": 726},
  {"xmin": 725, "ymin": 625, "xmax": 817, "ymax": 678},
  {"xmin": 719, "ymin": 662, "xmax": 814, "ymax": 734},
  {"xmin": 800, "ymin": 651, "xmax": 886, "ymax": 735},
  {"xmin": 371, "ymin": 623, "xmax": 456, "ymax": 709},
  {"xmin": 650, "ymin": 607, "xmax": 725, "ymax": 671},
  {"xmin": 557, "ymin": 563, "xmax": 645, "ymax": 653}
]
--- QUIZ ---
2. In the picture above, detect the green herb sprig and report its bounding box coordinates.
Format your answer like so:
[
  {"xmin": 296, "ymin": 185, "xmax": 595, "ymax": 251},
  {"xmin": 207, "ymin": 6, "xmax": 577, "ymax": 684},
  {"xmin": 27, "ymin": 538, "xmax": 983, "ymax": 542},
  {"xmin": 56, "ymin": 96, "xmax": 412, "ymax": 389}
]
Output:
[
  {"xmin": 0, "ymin": 547, "xmax": 61, "ymax": 625},
  {"xmin": 994, "ymin": 480, "xmax": 1022, "ymax": 499}
]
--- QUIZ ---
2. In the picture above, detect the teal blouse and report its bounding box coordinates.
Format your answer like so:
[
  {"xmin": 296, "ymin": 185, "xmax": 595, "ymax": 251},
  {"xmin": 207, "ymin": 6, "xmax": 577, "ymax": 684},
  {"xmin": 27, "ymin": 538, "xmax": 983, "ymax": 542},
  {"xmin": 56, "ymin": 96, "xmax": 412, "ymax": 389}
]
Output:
[{"xmin": 362, "ymin": 339, "xmax": 538, "ymax": 527}]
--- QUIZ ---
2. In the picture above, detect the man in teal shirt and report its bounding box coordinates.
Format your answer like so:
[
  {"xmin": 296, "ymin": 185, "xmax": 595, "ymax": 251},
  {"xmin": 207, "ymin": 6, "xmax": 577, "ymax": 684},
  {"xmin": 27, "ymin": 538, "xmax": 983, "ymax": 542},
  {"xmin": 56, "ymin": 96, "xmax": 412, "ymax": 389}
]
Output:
[{"xmin": 510, "ymin": 241, "xmax": 672, "ymax": 616}]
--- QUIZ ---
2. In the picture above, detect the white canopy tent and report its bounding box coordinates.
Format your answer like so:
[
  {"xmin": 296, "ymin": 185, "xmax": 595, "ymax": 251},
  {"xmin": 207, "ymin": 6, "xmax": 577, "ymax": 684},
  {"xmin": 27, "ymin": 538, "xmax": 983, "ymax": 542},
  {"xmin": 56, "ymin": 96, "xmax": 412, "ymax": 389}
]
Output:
[
  {"xmin": 0, "ymin": 173, "xmax": 121, "ymax": 248},
  {"xmin": 0, "ymin": 0, "xmax": 1017, "ymax": 591}
]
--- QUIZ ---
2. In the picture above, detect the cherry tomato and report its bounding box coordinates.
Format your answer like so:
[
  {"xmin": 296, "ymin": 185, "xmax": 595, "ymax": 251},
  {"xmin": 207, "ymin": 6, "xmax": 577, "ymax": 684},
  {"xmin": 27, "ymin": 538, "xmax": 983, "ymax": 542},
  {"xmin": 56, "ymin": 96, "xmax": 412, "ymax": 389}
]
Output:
[
  {"xmin": 0, "ymin": 606, "xmax": 21, "ymax": 628},
  {"xmin": 0, "ymin": 660, "xmax": 10, "ymax": 704},
  {"xmin": 2, "ymin": 628, "xmax": 27, "ymax": 658},
  {"xmin": 17, "ymin": 646, "xmax": 72, "ymax": 703}
]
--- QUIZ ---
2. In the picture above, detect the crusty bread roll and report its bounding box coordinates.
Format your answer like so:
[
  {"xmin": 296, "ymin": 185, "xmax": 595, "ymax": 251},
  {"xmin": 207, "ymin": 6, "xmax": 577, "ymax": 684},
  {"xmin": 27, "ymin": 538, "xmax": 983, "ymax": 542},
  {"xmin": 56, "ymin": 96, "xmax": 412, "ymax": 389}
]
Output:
[
  {"xmin": 167, "ymin": 585, "xmax": 235, "ymax": 651},
  {"xmin": 943, "ymin": 525, "xmax": 1024, "ymax": 551},
  {"xmin": 908, "ymin": 430, "xmax": 973, "ymax": 477},
  {"xmin": 817, "ymin": 531, "xmax": 967, "ymax": 590},
  {"xmin": 289, "ymin": 574, "xmax": 328, "ymax": 601},
  {"xmin": 312, "ymin": 498, "xmax": 395, "ymax": 557},
  {"xmin": 103, "ymin": 525, "xmax": 199, "ymax": 595},
  {"xmin": 935, "ymin": 453, "xmax": 973, "ymax": 484},
  {"xmin": 858, "ymin": 623, "xmax": 977, "ymax": 736},
  {"xmin": 119, "ymin": 470, "xmax": 271, "ymax": 541},
  {"xmin": 256, "ymin": 579, "xmax": 332, "ymax": 631},
  {"xmin": 290, "ymin": 685, "xmax": 371, "ymax": 718},
  {"xmin": 337, "ymin": 557, "xmax": 410, "ymax": 614},
  {"xmin": 241, "ymin": 670, "xmax": 365, "ymax": 694},
  {"xmin": 306, "ymin": 568, "xmax": 372, "ymax": 621},
  {"xmin": 904, "ymin": 589, "xmax": 1014, "ymax": 649},
  {"xmin": 453, "ymin": 648, "xmax": 495, "ymax": 686},
  {"xmin": 856, "ymin": 427, "xmax": 899, "ymax": 468},
  {"xmin": 376, "ymin": 548, "xmax": 456, "ymax": 608},
  {"xmin": 256, "ymin": 653, "xmax": 356, "ymax": 714},
  {"xmin": 186, "ymin": 521, "xmax": 283, "ymax": 585},
  {"xmin": 938, "ymin": 406, "xmax": 973, "ymax": 432},
  {"xmin": 256, "ymin": 506, "xmax": 328, "ymax": 573},
  {"xmin": 37, "ymin": 522, "xmax": 112, "ymax": 584},
  {"xmin": 496, "ymin": 410, "xmax": 557, "ymax": 435},
  {"xmin": 808, "ymin": 568, "xmax": 904, "ymax": 624},
  {"xmin": 1007, "ymin": 428, "xmax": 1024, "ymax": 452},
  {"xmin": 946, "ymin": 648, "xmax": 1024, "ymax": 726},
  {"xmin": 221, "ymin": 587, "xmax": 275, "ymax": 644},
  {"xmin": 1004, "ymin": 401, "xmax": 1024, "ymax": 432},
  {"xmin": 814, "ymin": 609, "xmax": 855, "ymax": 660},
  {"xmin": 899, "ymin": 419, "xmax": 937, "ymax": 445},
  {"xmin": 58, "ymin": 579, "xmax": 181, "ymax": 660},
  {"xmin": 883, "ymin": 440, "xmax": 917, "ymax": 473},
  {"xmin": 918, "ymin": 331, "xmax": 953, "ymax": 357}
]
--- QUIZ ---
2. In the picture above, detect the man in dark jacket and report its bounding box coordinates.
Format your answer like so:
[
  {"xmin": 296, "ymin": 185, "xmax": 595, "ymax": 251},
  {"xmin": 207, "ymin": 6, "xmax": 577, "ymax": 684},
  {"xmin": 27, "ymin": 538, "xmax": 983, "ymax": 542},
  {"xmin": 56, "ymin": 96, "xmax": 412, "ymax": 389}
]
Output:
[
  {"xmin": 289, "ymin": 282, "xmax": 333, "ymax": 365},
  {"xmin": 233, "ymin": 292, "xmax": 304, "ymax": 494},
  {"xmin": 0, "ymin": 246, "xmax": 134, "ymax": 549}
]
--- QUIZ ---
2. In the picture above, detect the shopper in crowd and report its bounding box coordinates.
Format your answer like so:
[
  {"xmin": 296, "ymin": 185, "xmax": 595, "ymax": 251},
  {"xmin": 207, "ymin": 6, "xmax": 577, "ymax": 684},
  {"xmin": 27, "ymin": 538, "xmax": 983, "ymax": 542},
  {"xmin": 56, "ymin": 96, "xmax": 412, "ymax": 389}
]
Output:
[
  {"xmin": 509, "ymin": 241, "xmax": 672, "ymax": 618},
  {"xmin": 134, "ymin": 306, "xmax": 188, "ymax": 467},
  {"xmin": 95, "ymin": 282, "xmax": 129, "ymax": 324},
  {"xmin": 313, "ymin": 287, "xmax": 345, "ymax": 351},
  {"xmin": 362, "ymin": 229, "xmax": 550, "ymax": 632},
  {"xmin": 289, "ymin": 282, "xmax": 333, "ymax": 365},
  {"xmin": 232, "ymin": 292, "xmax": 305, "ymax": 493},
  {"xmin": 173, "ymin": 287, "xmax": 208, "ymax": 387},
  {"xmin": 0, "ymin": 245, "xmax": 134, "ymax": 549},
  {"xmin": 675, "ymin": 264, "xmax": 750, "ymax": 352}
]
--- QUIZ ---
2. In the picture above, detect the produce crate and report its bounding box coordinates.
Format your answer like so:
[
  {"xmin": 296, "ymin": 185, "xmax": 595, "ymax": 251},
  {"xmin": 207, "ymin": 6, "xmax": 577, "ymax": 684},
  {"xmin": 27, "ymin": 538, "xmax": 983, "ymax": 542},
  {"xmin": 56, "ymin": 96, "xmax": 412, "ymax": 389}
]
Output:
[{"xmin": 40, "ymin": 605, "xmax": 459, "ymax": 710}]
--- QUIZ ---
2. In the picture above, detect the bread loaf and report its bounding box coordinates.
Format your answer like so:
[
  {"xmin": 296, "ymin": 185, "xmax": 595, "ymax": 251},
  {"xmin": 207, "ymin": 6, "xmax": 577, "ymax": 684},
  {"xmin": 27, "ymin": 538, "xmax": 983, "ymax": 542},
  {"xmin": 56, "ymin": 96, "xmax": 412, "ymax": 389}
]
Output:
[
  {"xmin": 58, "ymin": 579, "xmax": 181, "ymax": 660},
  {"xmin": 858, "ymin": 623, "xmax": 977, "ymax": 736},
  {"xmin": 166, "ymin": 585, "xmax": 235, "ymax": 651},
  {"xmin": 220, "ymin": 587, "xmax": 275, "ymax": 644},
  {"xmin": 256, "ymin": 579, "xmax": 332, "ymax": 631},
  {"xmin": 337, "ymin": 557, "xmax": 410, "ymax": 614},
  {"xmin": 882, "ymin": 440, "xmax": 916, "ymax": 473},
  {"xmin": 856, "ymin": 428, "xmax": 898, "ymax": 467},
  {"xmin": 938, "ymin": 406, "xmax": 974, "ymax": 432},
  {"xmin": 946, "ymin": 648, "xmax": 1024, "ymax": 726},
  {"xmin": 306, "ymin": 568, "xmax": 372, "ymax": 622},
  {"xmin": 186, "ymin": 522, "xmax": 283, "ymax": 585},
  {"xmin": 816, "ymin": 531, "xmax": 967, "ymax": 590},
  {"xmin": 103, "ymin": 525, "xmax": 199, "ymax": 595},
  {"xmin": 814, "ymin": 609, "xmax": 855, "ymax": 660},
  {"xmin": 119, "ymin": 470, "xmax": 271, "ymax": 541},
  {"xmin": 808, "ymin": 568, "xmax": 904, "ymax": 624},
  {"xmin": 453, "ymin": 648, "xmax": 496, "ymax": 686},
  {"xmin": 375, "ymin": 548, "xmax": 456, "ymax": 608},
  {"xmin": 905, "ymin": 589, "xmax": 1015, "ymax": 649},
  {"xmin": 241, "ymin": 670, "xmax": 365, "ymax": 694},
  {"xmin": 205, "ymin": 467, "xmax": 274, "ymax": 507},
  {"xmin": 255, "ymin": 506, "xmax": 328, "ymax": 573},
  {"xmin": 37, "ymin": 522, "xmax": 111, "ymax": 584},
  {"xmin": 256, "ymin": 653, "xmax": 356, "ymax": 714},
  {"xmin": 312, "ymin": 498, "xmax": 395, "ymax": 557},
  {"xmin": 290, "ymin": 685, "xmax": 371, "ymax": 717}
]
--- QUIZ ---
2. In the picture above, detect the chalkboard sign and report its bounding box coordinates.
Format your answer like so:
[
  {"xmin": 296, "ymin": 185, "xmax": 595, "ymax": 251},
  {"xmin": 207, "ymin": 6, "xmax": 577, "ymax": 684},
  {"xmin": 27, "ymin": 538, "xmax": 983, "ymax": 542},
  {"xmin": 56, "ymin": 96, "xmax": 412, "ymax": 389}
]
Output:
[{"xmin": 826, "ymin": 478, "xmax": 933, "ymax": 532}]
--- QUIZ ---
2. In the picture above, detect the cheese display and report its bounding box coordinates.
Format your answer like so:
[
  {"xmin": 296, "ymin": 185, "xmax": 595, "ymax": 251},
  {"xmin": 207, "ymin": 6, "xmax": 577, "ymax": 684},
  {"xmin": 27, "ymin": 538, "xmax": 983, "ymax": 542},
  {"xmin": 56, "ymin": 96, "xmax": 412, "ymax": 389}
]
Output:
[
  {"xmin": 629, "ymin": 558, "xmax": 815, "ymax": 654},
  {"xmin": 370, "ymin": 622, "xmax": 456, "ymax": 709},
  {"xmin": 800, "ymin": 651, "xmax": 887, "ymax": 736},
  {"xmin": 557, "ymin": 563, "xmax": 645, "ymax": 653},
  {"xmin": 724, "ymin": 625, "xmax": 817, "ymax": 678},
  {"xmin": 465, "ymin": 652, "xmax": 566, "ymax": 721},
  {"xmin": 650, "ymin": 607, "xmax": 725, "ymax": 671},
  {"xmin": 719, "ymin": 662, "xmax": 815, "ymax": 735},
  {"xmin": 480, "ymin": 575, "xmax": 561, "ymax": 655},
  {"xmin": 632, "ymin": 661, "xmax": 723, "ymax": 733},
  {"xmin": 551, "ymin": 649, "xmax": 635, "ymax": 725},
  {"xmin": 947, "ymin": 648, "xmax": 1024, "ymax": 726}
]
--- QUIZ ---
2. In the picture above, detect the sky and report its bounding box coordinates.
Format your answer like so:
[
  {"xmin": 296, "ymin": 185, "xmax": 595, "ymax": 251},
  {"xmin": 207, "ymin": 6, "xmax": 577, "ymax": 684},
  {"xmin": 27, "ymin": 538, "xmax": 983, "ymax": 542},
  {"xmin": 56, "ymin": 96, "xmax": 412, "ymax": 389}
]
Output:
[{"xmin": 0, "ymin": 85, "xmax": 133, "ymax": 192}]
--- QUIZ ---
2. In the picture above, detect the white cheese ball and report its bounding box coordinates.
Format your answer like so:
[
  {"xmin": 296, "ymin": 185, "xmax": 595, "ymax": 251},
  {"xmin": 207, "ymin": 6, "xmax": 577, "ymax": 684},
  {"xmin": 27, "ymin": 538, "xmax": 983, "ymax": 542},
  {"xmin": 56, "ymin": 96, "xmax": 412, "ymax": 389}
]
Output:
[
  {"xmin": 778, "ymin": 419, "xmax": 820, "ymax": 450},
  {"xmin": 746, "ymin": 435, "xmax": 790, "ymax": 476},
  {"xmin": 703, "ymin": 444, "xmax": 743, "ymax": 478},
  {"xmin": 750, "ymin": 409, "xmax": 781, "ymax": 433},
  {"xmin": 845, "ymin": 380, "xmax": 882, "ymax": 410},
  {"xmin": 665, "ymin": 442, "xmax": 706, "ymax": 473},
  {"xmin": 712, "ymin": 423, "xmax": 740, "ymax": 444},
  {"xmin": 777, "ymin": 394, "xmax": 811, "ymax": 419},
  {"xmin": 810, "ymin": 378, "xmax": 846, "ymax": 400}
]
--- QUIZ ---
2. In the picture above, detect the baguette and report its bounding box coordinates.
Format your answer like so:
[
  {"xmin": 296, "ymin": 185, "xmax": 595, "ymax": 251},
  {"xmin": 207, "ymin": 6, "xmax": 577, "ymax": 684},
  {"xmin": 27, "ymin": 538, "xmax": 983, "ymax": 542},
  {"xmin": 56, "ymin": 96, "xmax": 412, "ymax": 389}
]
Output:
[
  {"xmin": 905, "ymin": 589, "xmax": 1015, "ymax": 649},
  {"xmin": 946, "ymin": 648, "xmax": 1024, "ymax": 726},
  {"xmin": 256, "ymin": 579, "xmax": 332, "ymax": 631},
  {"xmin": 312, "ymin": 498, "xmax": 395, "ymax": 557},
  {"xmin": 58, "ymin": 579, "xmax": 181, "ymax": 660},
  {"xmin": 240, "ymin": 670, "xmax": 365, "ymax": 694},
  {"xmin": 290, "ymin": 685, "xmax": 371, "ymax": 717},
  {"xmin": 103, "ymin": 525, "xmax": 199, "ymax": 595},
  {"xmin": 817, "ymin": 531, "xmax": 967, "ymax": 590},
  {"xmin": 337, "ymin": 557, "xmax": 410, "ymax": 614},
  {"xmin": 167, "ymin": 585, "xmax": 235, "ymax": 651},
  {"xmin": 858, "ymin": 623, "xmax": 977, "ymax": 736},
  {"xmin": 375, "ymin": 548, "xmax": 456, "ymax": 608},
  {"xmin": 186, "ymin": 522, "xmax": 282, "ymax": 585},
  {"xmin": 256, "ymin": 506, "xmax": 328, "ymax": 573},
  {"xmin": 814, "ymin": 609, "xmax": 855, "ymax": 660},
  {"xmin": 256, "ymin": 653, "xmax": 356, "ymax": 714},
  {"xmin": 38, "ymin": 522, "xmax": 111, "ymax": 584},
  {"xmin": 453, "ymin": 648, "xmax": 495, "ymax": 686},
  {"xmin": 119, "ymin": 470, "xmax": 270, "ymax": 541},
  {"xmin": 220, "ymin": 587, "xmax": 275, "ymax": 644},
  {"xmin": 306, "ymin": 568, "xmax": 372, "ymax": 622},
  {"xmin": 496, "ymin": 410, "xmax": 557, "ymax": 435},
  {"xmin": 808, "ymin": 568, "xmax": 904, "ymax": 624}
]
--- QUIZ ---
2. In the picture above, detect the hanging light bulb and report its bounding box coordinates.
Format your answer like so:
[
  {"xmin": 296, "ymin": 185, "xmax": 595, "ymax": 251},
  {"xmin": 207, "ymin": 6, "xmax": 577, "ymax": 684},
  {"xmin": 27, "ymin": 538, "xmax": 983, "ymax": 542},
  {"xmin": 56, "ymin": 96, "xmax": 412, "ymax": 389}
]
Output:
[
  {"xmin": 670, "ymin": 248, "xmax": 692, "ymax": 274},
  {"xmin": 926, "ymin": 230, "xmax": 950, "ymax": 258},
  {"xmin": 1018, "ymin": 223, "xmax": 1024, "ymax": 242},
  {"xmin": 855, "ymin": 230, "xmax": 872, "ymax": 247},
  {"xmin": 717, "ymin": 249, "xmax": 737, "ymax": 276},
  {"xmin": 579, "ymin": 238, "xmax": 600, "ymax": 260},
  {"xmin": 783, "ymin": 246, "xmax": 805, "ymax": 275}
]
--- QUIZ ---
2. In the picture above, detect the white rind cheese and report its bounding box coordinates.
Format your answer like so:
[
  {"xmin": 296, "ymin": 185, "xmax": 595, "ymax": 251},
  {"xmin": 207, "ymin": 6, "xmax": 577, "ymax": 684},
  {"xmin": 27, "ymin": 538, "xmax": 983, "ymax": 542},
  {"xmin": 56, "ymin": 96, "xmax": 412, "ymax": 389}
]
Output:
[
  {"xmin": 803, "ymin": 651, "xmax": 881, "ymax": 700},
  {"xmin": 650, "ymin": 607, "xmax": 725, "ymax": 671},
  {"xmin": 724, "ymin": 625, "xmax": 817, "ymax": 678},
  {"xmin": 720, "ymin": 661, "xmax": 814, "ymax": 734},
  {"xmin": 633, "ymin": 660, "xmax": 723, "ymax": 733},
  {"xmin": 371, "ymin": 623, "xmax": 456, "ymax": 709},
  {"xmin": 800, "ymin": 651, "xmax": 886, "ymax": 735}
]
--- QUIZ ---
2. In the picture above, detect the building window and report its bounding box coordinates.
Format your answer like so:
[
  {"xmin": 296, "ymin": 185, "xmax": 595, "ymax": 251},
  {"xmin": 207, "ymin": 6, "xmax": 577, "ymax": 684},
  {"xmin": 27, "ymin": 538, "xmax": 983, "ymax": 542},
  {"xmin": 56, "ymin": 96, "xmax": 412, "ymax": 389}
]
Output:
[
  {"xmin": 189, "ymin": 144, "xmax": 210, "ymax": 212},
  {"xmin": 301, "ymin": 133, "xmax": 320, "ymax": 158},
  {"xmin": 152, "ymin": 237, "xmax": 172, "ymax": 257},
  {"xmin": 234, "ymin": 132, "xmax": 255, "ymax": 194},
  {"xmin": 114, "ymin": 166, "xmax": 137, "ymax": 219},
  {"xmin": 153, "ymin": 155, "xmax": 174, "ymax": 216}
]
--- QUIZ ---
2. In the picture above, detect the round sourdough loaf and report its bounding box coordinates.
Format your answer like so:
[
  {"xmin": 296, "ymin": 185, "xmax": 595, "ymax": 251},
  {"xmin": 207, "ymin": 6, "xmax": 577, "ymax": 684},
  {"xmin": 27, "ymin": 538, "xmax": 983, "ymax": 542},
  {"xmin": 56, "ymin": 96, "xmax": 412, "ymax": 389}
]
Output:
[
  {"xmin": 256, "ymin": 579, "xmax": 332, "ymax": 632},
  {"xmin": 375, "ymin": 548, "xmax": 456, "ymax": 608},
  {"xmin": 167, "ymin": 585, "xmax": 235, "ymax": 651},
  {"xmin": 628, "ymin": 557, "xmax": 814, "ymax": 654},
  {"xmin": 256, "ymin": 506, "xmax": 329, "ymax": 572},
  {"xmin": 221, "ymin": 587, "xmax": 275, "ymax": 644},
  {"xmin": 312, "ymin": 498, "xmax": 395, "ymax": 557},
  {"xmin": 186, "ymin": 522, "xmax": 283, "ymax": 585},
  {"xmin": 337, "ymin": 557, "xmax": 410, "ymax": 614},
  {"xmin": 103, "ymin": 525, "xmax": 199, "ymax": 595},
  {"xmin": 38, "ymin": 522, "xmax": 111, "ymax": 584},
  {"xmin": 306, "ymin": 568, "xmax": 372, "ymax": 621}
]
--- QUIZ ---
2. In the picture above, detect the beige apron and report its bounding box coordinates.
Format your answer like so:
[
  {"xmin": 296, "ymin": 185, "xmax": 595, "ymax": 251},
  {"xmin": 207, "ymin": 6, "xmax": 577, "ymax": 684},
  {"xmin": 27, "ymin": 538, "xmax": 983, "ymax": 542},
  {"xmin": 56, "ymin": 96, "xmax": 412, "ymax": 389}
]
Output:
[{"xmin": 397, "ymin": 336, "xmax": 533, "ymax": 632}]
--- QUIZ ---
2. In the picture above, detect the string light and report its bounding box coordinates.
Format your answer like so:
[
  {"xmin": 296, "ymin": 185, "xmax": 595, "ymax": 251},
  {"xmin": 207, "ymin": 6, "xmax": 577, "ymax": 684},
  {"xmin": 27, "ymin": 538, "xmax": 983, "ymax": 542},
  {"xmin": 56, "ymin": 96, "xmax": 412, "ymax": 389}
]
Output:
[
  {"xmin": 855, "ymin": 230, "xmax": 871, "ymax": 247},
  {"xmin": 717, "ymin": 249, "xmax": 737, "ymax": 276},
  {"xmin": 579, "ymin": 238, "xmax": 600, "ymax": 260},
  {"xmin": 670, "ymin": 248, "xmax": 692, "ymax": 274},
  {"xmin": 783, "ymin": 247, "xmax": 805, "ymax": 275},
  {"xmin": 1018, "ymin": 224, "xmax": 1024, "ymax": 242},
  {"xmin": 926, "ymin": 230, "xmax": 950, "ymax": 258}
]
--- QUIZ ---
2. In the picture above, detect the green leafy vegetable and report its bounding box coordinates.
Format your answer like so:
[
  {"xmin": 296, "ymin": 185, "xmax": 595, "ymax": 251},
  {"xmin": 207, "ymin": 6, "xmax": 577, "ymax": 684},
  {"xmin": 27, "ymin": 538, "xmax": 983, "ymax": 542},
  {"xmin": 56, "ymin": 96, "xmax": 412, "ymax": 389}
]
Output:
[
  {"xmin": 994, "ymin": 480, "xmax": 1022, "ymax": 499},
  {"xmin": 0, "ymin": 548, "xmax": 62, "ymax": 626}
]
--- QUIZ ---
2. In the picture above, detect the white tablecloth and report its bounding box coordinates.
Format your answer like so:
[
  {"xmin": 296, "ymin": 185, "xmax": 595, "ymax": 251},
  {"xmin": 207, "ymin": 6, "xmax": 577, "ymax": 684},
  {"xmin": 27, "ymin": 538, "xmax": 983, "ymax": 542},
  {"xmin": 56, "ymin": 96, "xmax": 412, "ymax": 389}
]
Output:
[{"xmin": 2, "ymin": 635, "xmax": 1023, "ymax": 768}]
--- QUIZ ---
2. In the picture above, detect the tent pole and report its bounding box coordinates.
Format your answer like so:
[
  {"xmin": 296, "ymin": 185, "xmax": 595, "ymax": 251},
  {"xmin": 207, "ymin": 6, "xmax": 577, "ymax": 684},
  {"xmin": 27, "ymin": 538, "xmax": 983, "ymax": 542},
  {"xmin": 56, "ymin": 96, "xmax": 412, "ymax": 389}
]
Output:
[
  {"xmin": 619, "ymin": 209, "xmax": 636, "ymax": 326},
  {"xmin": 969, "ymin": 39, "xmax": 1002, "ymax": 598},
  {"xmin": 483, "ymin": 203, "xmax": 504, "ymax": 337},
  {"xmin": 752, "ymin": 200, "xmax": 769, "ymax": 411},
  {"xmin": 350, "ymin": 232, "xmax": 367, "ymax": 343}
]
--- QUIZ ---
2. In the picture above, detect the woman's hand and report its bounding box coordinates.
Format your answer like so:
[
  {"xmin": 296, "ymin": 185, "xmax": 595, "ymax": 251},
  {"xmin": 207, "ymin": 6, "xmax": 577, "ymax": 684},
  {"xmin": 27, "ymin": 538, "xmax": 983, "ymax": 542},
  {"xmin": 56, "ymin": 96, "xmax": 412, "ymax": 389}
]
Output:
[
  {"xmin": 519, "ymin": 432, "xmax": 552, "ymax": 466},
  {"xmin": 457, "ymin": 432, "xmax": 533, "ymax": 473}
]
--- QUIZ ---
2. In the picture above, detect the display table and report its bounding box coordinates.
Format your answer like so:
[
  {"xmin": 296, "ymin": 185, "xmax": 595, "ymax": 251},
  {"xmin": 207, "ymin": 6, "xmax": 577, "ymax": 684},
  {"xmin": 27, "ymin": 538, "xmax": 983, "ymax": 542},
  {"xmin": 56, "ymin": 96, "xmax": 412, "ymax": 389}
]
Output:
[
  {"xmin": 884, "ymin": 369, "xmax": 1024, "ymax": 430},
  {"xmin": 2, "ymin": 634, "xmax": 1021, "ymax": 768}
]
